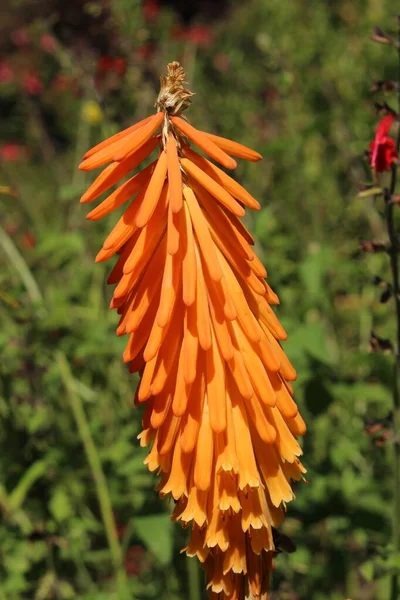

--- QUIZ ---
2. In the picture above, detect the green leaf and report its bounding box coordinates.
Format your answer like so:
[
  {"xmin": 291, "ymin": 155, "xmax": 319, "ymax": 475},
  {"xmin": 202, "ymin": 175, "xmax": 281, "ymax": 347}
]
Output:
[
  {"xmin": 357, "ymin": 187, "xmax": 382, "ymax": 198},
  {"xmin": 134, "ymin": 514, "xmax": 173, "ymax": 566},
  {"xmin": 299, "ymin": 244, "xmax": 335, "ymax": 304},
  {"xmin": 360, "ymin": 560, "xmax": 374, "ymax": 582},
  {"xmin": 49, "ymin": 487, "xmax": 73, "ymax": 522},
  {"xmin": 8, "ymin": 461, "xmax": 48, "ymax": 511}
]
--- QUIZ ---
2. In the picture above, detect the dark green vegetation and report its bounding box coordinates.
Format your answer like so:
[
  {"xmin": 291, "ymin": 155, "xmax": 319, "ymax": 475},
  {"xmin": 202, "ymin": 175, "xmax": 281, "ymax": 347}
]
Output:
[{"xmin": 1, "ymin": 0, "xmax": 399, "ymax": 598}]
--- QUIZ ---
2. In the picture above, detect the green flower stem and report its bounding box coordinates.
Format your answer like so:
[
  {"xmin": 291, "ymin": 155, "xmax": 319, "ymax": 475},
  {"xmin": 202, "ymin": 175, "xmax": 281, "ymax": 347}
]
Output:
[
  {"xmin": 0, "ymin": 222, "xmax": 43, "ymax": 305},
  {"xmin": 56, "ymin": 351, "xmax": 131, "ymax": 598},
  {"xmin": 187, "ymin": 556, "xmax": 202, "ymax": 600},
  {"xmin": 387, "ymin": 18, "xmax": 400, "ymax": 600}
]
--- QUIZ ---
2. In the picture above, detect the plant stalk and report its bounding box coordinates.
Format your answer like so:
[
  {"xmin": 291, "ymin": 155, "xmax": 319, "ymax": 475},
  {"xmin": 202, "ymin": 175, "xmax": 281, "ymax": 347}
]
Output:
[
  {"xmin": 187, "ymin": 555, "xmax": 202, "ymax": 600},
  {"xmin": 387, "ymin": 18, "xmax": 400, "ymax": 600},
  {"xmin": 56, "ymin": 351, "xmax": 131, "ymax": 598}
]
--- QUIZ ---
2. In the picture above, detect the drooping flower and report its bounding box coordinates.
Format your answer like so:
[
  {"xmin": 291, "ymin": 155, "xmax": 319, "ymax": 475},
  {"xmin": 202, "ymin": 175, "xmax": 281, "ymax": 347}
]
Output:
[
  {"xmin": 96, "ymin": 56, "xmax": 127, "ymax": 77},
  {"xmin": 143, "ymin": 0, "xmax": 161, "ymax": 21},
  {"xmin": 79, "ymin": 62, "xmax": 306, "ymax": 599},
  {"xmin": 369, "ymin": 114, "xmax": 398, "ymax": 172},
  {"xmin": 0, "ymin": 143, "xmax": 27, "ymax": 162},
  {"xmin": 21, "ymin": 71, "xmax": 43, "ymax": 96},
  {"xmin": 40, "ymin": 34, "xmax": 57, "ymax": 54}
]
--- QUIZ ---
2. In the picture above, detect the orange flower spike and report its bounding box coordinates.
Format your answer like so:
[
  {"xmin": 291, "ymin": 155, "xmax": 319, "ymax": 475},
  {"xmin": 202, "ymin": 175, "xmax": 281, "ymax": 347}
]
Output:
[
  {"xmin": 181, "ymin": 202, "xmax": 197, "ymax": 306},
  {"xmin": 167, "ymin": 198, "xmax": 180, "ymax": 255},
  {"xmin": 82, "ymin": 115, "xmax": 154, "ymax": 160},
  {"xmin": 135, "ymin": 150, "xmax": 168, "ymax": 228},
  {"xmin": 112, "ymin": 112, "xmax": 165, "ymax": 162},
  {"xmin": 182, "ymin": 158, "xmax": 245, "ymax": 217},
  {"xmin": 171, "ymin": 116, "xmax": 237, "ymax": 170},
  {"xmin": 86, "ymin": 160, "xmax": 156, "ymax": 221},
  {"xmin": 166, "ymin": 133, "xmax": 183, "ymax": 213},
  {"xmin": 206, "ymin": 327, "xmax": 227, "ymax": 433},
  {"xmin": 79, "ymin": 61, "xmax": 306, "ymax": 600},
  {"xmin": 193, "ymin": 398, "xmax": 214, "ymax": 491},
  {"xmin": 183, "ymin": 146, "xmax": 261, "ymax": 210},
  {"xmin": 193, "ymin": 243, "xmax": 212, "ymax": 352},
  {"xmin": 80, "ymin": 136, "xmax": 159, "ymax": 203},
  {"xmin": 183, "ymin": 304, "xmax": 199, "ymax": 384},
  {"xmin": 184, "ymin": 185, "xmax": 223, "ymax": 282},
  {"xmin": 202, "ymin": 131, "xmax": 263, "ymax": 162}
]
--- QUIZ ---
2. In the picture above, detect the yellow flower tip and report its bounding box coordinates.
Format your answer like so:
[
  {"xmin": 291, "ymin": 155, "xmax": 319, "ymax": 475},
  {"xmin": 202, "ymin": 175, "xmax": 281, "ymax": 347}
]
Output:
[
  {"xmin": 81, "ymin": 100, "xmax": 104, "ymax": 126},
  {"xmin": 78, "ymin": 60, "xmax": 306, "ymax": 600}
]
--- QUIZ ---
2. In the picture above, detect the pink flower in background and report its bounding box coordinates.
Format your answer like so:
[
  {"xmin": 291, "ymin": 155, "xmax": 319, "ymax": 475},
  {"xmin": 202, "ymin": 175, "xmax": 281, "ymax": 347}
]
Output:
[
  {"xmin": 0, "ymin": 143, "xmax": 26, "ymax": 162},
  {"xmin": 143, "ymin": 0, "xmax": 160, "ymax": 21},
  {"xmin": 21, "ymin": 232, "xmax": 36, "ymax": 249},
  {"xmin": 0, "ymin": 61, "xmax": 14, "ymax": 84},
  {"xmin": 40, "ymin": 34, "xmax": 57, "ymax": 54},
  {"xmin": 22, "ymin": 71, "xmax": 43, "ymax": 95},
  {"xmin": 136, "ymin": 43, "xmax": 155, "ymax": 60},
  {"xmin": 187, "ymin": 25, "xmax": 213, "ymax": 46},
  {"xmin": 124, "ymin": 546, "xmax": 145, "ymax": 577},
  {"xmin": 213, "ymin": 52, "xmax": 230, "ymax": 72},
  {"xmin": 170, "ymin": 24, "xmax": 213, "ymax": 47},
  {"xmin": 52, "ymin": 74, "xmax": 73, "ymax": 92},
  {"xmin": 170, "ymin": 24, "xmax": 187, "ymax": 42},
  {"xmin": 369, "ymin": 114, "xmax": 398, "ymax": 172},
  {"xmin": 11, "ymin": 28, "xmax": 30, "ymax": 47},
  {"xmin": 96, "ymin": 56, "xmax": 127, "ymax": 76}
]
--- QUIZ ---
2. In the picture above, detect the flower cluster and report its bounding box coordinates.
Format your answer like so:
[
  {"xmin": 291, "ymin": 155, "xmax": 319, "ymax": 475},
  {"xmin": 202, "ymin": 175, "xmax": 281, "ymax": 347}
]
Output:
[
  {"xmin": 79, "ymin": 62, "xmax": 306, "ymax": 599},
  {"xmin": 369, "ymin": 112, "xmax": 398, "ymax": 173}
]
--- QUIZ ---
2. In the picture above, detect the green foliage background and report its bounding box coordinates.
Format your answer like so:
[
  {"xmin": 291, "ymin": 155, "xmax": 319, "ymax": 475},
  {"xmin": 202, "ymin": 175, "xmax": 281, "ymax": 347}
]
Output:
[{"xmin": 1, "ymin": 0, "xmax": 399, "ymax": 598}]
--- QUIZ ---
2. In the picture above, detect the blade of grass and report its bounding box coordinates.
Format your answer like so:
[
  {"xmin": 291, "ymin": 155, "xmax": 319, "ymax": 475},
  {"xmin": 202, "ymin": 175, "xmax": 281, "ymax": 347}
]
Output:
[
  {"xmin": 187, "ymin": 556, "xmax": 202, "ymax": 600},
  {"xmin": 388, "ymin": 18, "xmax": 400, "ymax": 600},
  {"xmin": 56, "ymin": 351, "xmax": 131, "ymax": 598},
  {"xmin": 0, "ymin": 222, "xmax": 43, "ymax": 305}
]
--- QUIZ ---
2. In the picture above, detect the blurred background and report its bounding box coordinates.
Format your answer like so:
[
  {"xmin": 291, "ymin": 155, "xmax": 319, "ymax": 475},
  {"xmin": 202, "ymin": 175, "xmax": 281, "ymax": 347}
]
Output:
[{"xmin": 1, "ymin": 0, "xmax": 399, "ymax": 599}]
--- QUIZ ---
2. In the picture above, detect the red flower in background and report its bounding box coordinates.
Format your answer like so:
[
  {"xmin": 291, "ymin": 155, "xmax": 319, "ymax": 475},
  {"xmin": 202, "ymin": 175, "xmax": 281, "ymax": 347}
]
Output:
[
  {"xmin": 40, "ymin": 34, "xmax": 57, "ymax": 54},
  {"xmin": 369, "ymin": 114, "xmax": 398, "ymax": 172},
  {"xmin": 97, "ymin": 56, "xmax": 127, "ymax": 77},
  {"xmin": 136, "ymin": 43, "xmax": 155, "ymax": 60},
  {"xmin": 187, "ymin": 25, "xmax": 213, "ymax": 46},
  {"xmin": 143, "ymin": 0, "xmax": 160, "ymax": 21},
  {"xmin": 171, "ymin": 24, "xmax": 213, "ymax": 47},
  {"xmin": 0, "ymin": 61, "xmax": 14, "ymax": 84},
  {"xmin": 124, "ymin": 545, "xmax": 146, "ymax": 577},
  {"xmin": 21, "ymin": 232, "xmax": 36, "ymax": 249},
  {"xmin": 22, "ymin": 71, "xmax": 43, "ymax": 95},
  {"xmin": 0, "ymin": 143, "xmax": 27, "ymax": 162},
  {"xmin": 11, "ymin": 28, "xmax": 30, "ymax": 47}
]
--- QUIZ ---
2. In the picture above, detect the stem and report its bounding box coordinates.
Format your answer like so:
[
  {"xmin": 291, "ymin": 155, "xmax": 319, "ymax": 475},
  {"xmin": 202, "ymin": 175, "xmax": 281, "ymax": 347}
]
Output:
[
  {"xmin": 0, "ymin": 222, "xmax": 43, "ymax": 305},
  {"xmin": 387, "ymin": 17, "xmax": 400, "ymax": 600},
  {"xmin": 56, "ymin": 351, "xmax": 131, "ymax": 598},
  {"xmin": 187, "ymin": 556, "xmax": 202, "ymax": 600}
]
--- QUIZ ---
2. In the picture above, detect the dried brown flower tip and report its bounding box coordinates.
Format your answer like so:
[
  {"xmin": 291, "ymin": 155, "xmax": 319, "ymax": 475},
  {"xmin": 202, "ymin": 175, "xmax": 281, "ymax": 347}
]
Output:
[
  {"xmin": 365, "ymin": 413, "xmax": 393, "ymax": 437},
  {"xmin": 372, "ymin": 275, "xmax": 385, "ymax": 286},
  {"xmin": 379, "ymin": 287, "xmax": 393, "ymax": 303},
  {"xmin": 374, "ymin": 102, "xmax": 397, "ymax": 116},
  {"xmin": 371, "ymin": 26, "xmax": 395, "ymax": 45},
  {"xmin": 359, "ymin": 239, "xmax": 389, "ymax": 253},
  {"xmin": 375, "ymin": 430, "xmax": 393, "ymax": 446},
  {"xmin": 392, "ymin": 194, "xmax": 400, "ymax": 205},
  {"xmin": 369, "ymin": 331, "xmax": 394, "ymax": 353},
  {"xmin": 155, "ymin": 61, "xmax": 194, "ymax": 117},
  {"xmin": 370, "ymin": 79, "xmax": 398, "ymax": 94}
]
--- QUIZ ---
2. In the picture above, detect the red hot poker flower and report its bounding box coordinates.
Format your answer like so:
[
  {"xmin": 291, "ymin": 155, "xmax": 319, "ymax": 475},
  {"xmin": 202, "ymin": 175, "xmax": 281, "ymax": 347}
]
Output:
[
  {"xmin": 369, "ymin": 114, "xmax": 398, "ymax": 172},
  {"xmin": 79, "ymin": 62, "xmax": 306, "ymax": 600}
]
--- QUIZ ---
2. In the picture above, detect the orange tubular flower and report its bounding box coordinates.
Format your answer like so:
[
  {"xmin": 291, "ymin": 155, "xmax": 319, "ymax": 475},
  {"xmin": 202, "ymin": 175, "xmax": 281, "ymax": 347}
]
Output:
[{"xmin": 79, "ymin": 62, "xmax": 306, "ymax": 599}]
